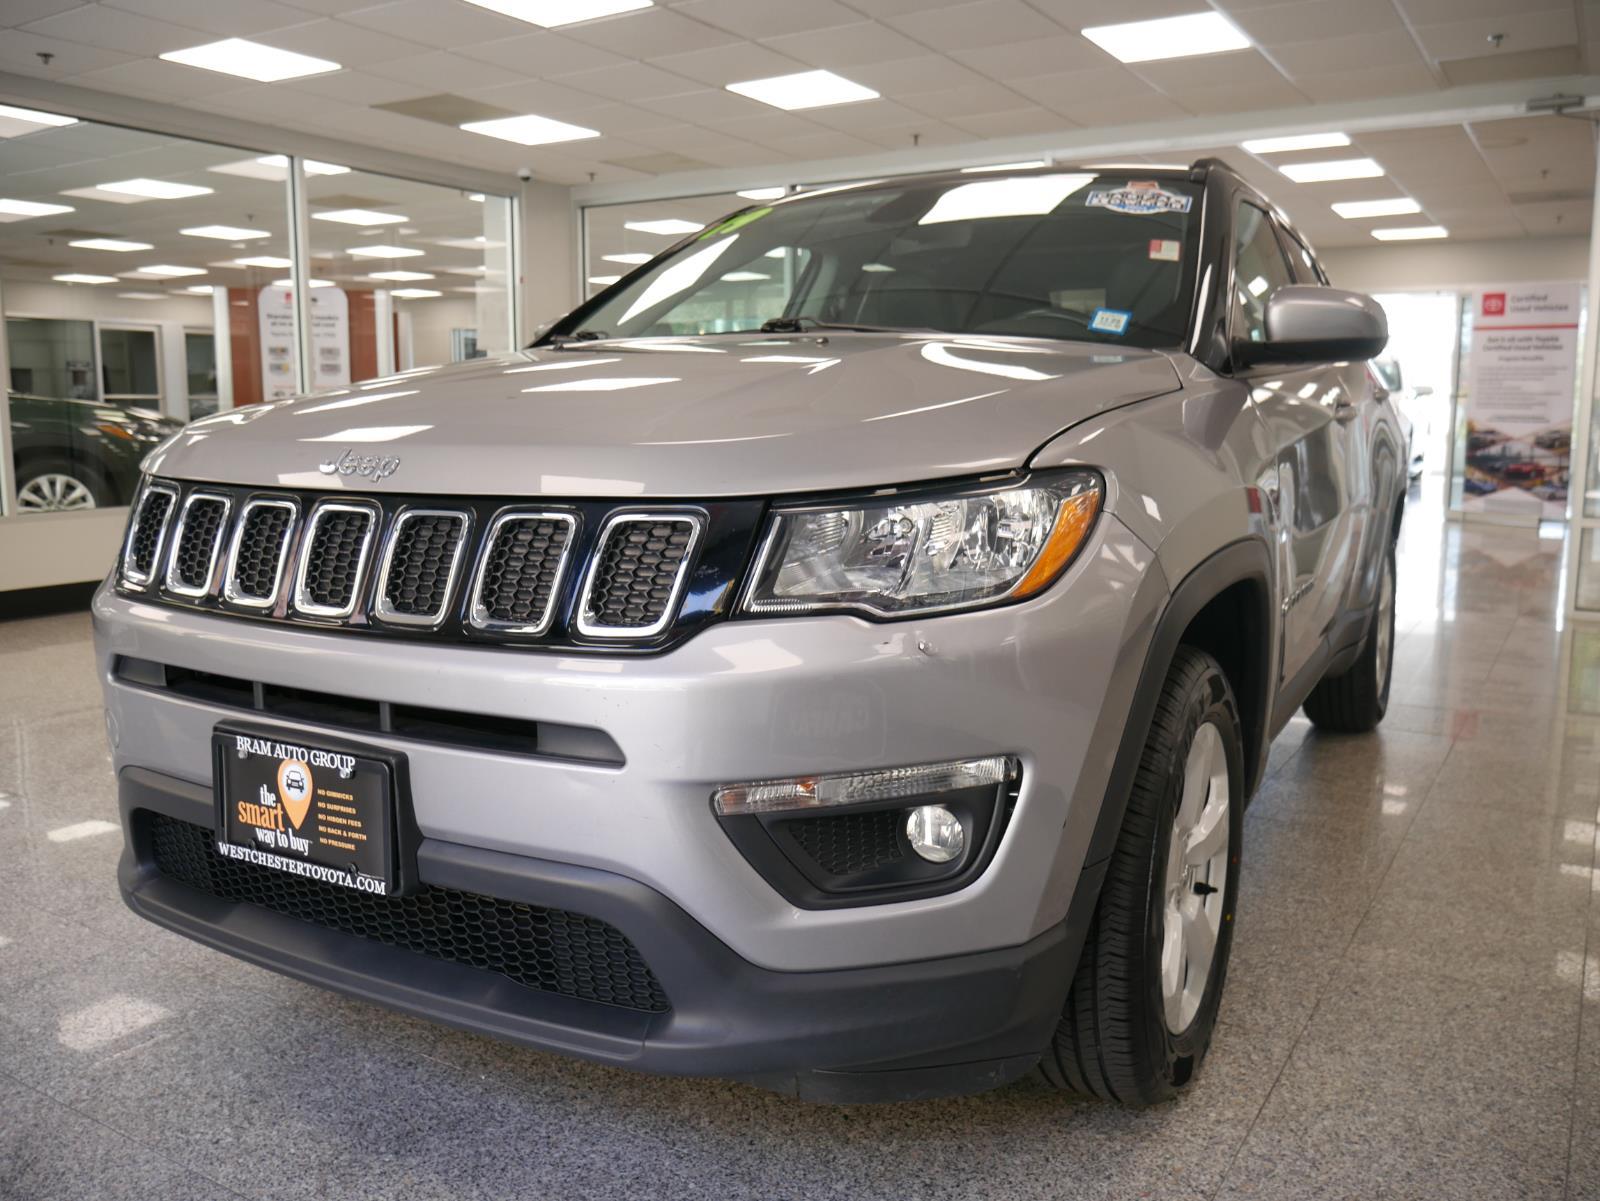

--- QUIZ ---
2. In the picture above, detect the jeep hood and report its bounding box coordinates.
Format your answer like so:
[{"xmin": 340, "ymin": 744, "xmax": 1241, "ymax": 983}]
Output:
[{"xmin": 150, "ymin": 334, "xmax": 1181, "ymax": 498}]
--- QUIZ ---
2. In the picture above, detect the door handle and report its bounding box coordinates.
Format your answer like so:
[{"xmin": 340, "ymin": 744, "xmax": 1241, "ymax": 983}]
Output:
[{"xmin": 1333, "ymin": 398, "xmax": 1359, "ymax": 422}]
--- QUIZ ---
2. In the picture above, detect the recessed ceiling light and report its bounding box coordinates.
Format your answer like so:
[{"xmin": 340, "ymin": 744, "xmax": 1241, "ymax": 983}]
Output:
[
  {"xmin": 68, "ymin": 237, "xmax": 153, "ymax": 251},
  {"xmin": 0, "ymin": 197, "xmax": 74, "ymax": 220},
  {"xmin": 259, "ymin": 154, "xmax": 347, "ymax": 175},
  {"xmin": 345, "ymin": 244, "xmax": 425, "ymax": 258},
  {"xmin": 0, "ymin": 103, "xmax": 76, "ymax": 129},
  {"xmin": 736, "ymin": 187, "xmax": 787, "ymax": 200},
  {"xmin": 1082, "ymin": 12, "xmax": 1251, "ymax": 63},
  {"xmin": 311, "ymin": 208, "xmax": 408, "ymax": 226},
  {"xmin": 53, "ymin": 273, "xmax": 116, "ymax": 284},
  {"xmin": 209, "ymin": 156, "xmax": 348, "ymax": 181},
  {"xmin": 367, "ymin": 270, "xmax": 434, "ymax": 281},
  {"xmin": 588, "ymin": 274, "xmax": 621, "ymax": 285},
  {"xmin": 1241, "ymin": 132, "xmax": 1351, "ymax": 154},
  {"xmin": 721, "ymin": 271, "xmax": 769, "ymax": 282},
  {"xmin": 159, "ymin": 38, "xmax": 340, "ymax": 82},
  {"xmin": 272, "ymin": 277, "xmax": 335, "ymax": 288},
  {"xmin": 1332, "ymin": 198, "xmax": 1422, "ymax": 219},
  {"xmin": 460, "ymin": 0, "xmax": 652, "ymax": 28},
  {"xmin": 603, "ymin": 253, "xmax": 651, "ymax": 265},
  {"xmin": 726, "ymin": 69, "xmax": 878, "ymax": 111},
  {"xmin": 1277, "ymin": 157, "xmax": 1384, "ymax": 183},
  {"xmin": 231, "ymin": 255, "xmax": 293, "ymax": 268},
  {"xmin": 919, "ymin": 174, "xmax": 1096, "ymax": 225},
  {"xmin": 116, "ymin": 291, "xmax": 166, "ymax": 300},
  {"xmin": 624, "ymin": 219, "xmax": 703, "ymax": 236},
  {"xmin": 1371, "ymin": 225, "xmax": 1448, "ymax": 241},
  {"xmin": 98, "ymin": 178, "xmax": 213, "ymax": 199},
  {"xmin": 184, "ymin": 285, "xmax": 216, "ymax": 294},
  {"xmin": 181, "ymin": 224, "xmax": 272, "ymax": 240},
  {"xmin": 459, "ymin": 113, "xmax": 601, "ymax": 146},
  {"xmin": 390, "ymin": 287, "xmax": 442, "ymax": 298},
  {"xmin": 961, "ymin": 160, "xmax": 1049, "ymax": 173},
  {"xmin": 129, "ymin": 265, "xmax": 207, "ymax": 277}
]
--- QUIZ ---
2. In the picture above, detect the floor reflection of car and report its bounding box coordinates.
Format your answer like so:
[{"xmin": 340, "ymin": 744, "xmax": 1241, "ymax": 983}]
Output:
[
  {"xmin": 6, "ymin": 392, "xmax": 180, "ymax": 512},
  {"xmin": 1372, "ymin": 357, "xmax": 1430, "ymax": 479}
]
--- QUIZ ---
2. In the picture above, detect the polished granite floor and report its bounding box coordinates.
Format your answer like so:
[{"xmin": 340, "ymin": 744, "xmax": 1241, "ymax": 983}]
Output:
[{"xmin": 3, "ymin": 479, "xmax": 1599, "ymax": 1201}]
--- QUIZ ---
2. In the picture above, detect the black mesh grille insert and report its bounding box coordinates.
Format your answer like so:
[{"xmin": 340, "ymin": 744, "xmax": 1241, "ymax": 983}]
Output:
[
  {"xmin": 584, "ymin": 518, "xmax": 696, "ymax": 631},
  {"xmin": 128, "ymin": 489, "xmax": 174, "ymax": 578},
  {"xmin": 383, "ymin": 513, "xmax": 465, "ymax": 618},
  {"xmin": 301, "ymin": 508, "xmax": 373, "ymax": 611},
  {"xmin": 231, "ymin": 504, "xmax": 294, "ymax": 602},
  {"xmin": 789, "ymin": 809, "xmax": 906, "ymax": 877},
  {"xmin": 147, "ymin": 814, "xmax": 669, "ymax": 1013},
  {"xmin": 170, "ymin": 498, "xmax": 227, "ymax": 591},
  {"xmin": 477, "ymin": 516, "xmax": 572, "ymax": 627}
]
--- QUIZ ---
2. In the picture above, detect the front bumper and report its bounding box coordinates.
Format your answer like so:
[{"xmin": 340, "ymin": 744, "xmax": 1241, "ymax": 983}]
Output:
[{"xmin": 121, "ymin": 766, "xmax": 1102, "ymax": 1101}]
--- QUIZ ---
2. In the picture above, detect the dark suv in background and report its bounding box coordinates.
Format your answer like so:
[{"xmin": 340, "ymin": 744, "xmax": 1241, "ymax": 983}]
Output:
[{"xmin": 6, "ymin": 392, "xmax": 178, "ymax": 511}]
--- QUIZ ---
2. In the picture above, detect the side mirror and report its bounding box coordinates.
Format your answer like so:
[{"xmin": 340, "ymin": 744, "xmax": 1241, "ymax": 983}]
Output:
[{"xmin": 1234, "ymin": 285, "xmax": 1388, "ymax": 368}]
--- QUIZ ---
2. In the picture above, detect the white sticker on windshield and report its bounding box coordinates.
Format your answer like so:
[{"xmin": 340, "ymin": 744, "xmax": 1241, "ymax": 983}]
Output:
[
  {"xmin": 1087, "ymin": 182, "xmax": 1193, "ymax": 216},
  {"xmin": 1149, "ymin": 238, "xmax": 1181, "ymax": 262},
  {"xmin": 1089, "ymin": 308, "xmax": 1131, "ymax": 336}
]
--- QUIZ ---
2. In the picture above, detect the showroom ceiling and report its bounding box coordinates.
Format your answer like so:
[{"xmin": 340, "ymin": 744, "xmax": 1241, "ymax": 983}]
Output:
[{"xmin": 0, "ymin": 0, "xmax": 1597, "ymax": 249}]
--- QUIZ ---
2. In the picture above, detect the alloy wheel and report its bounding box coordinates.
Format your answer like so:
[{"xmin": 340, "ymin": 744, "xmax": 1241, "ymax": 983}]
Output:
[
  {"xmin": 17, "ymin": 473, "xmax": 96, "ymax": 512},
  {"xmin": 1160, "ymin": 720, "xmax": 1231, "ymax": 1034}
]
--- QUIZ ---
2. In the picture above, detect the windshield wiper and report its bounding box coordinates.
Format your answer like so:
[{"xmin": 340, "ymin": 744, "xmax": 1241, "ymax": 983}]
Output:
[
  {"xmin": 757, "ymin": 316, "xmax": 922, "ymax": 334},
  {"xmin": 547, "ymin": 329, "xmax": 610, "ymax": 345}
]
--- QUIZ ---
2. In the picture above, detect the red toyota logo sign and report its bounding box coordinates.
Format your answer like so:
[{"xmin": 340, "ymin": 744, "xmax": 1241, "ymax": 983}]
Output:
[{"xmin": 1481, "ymin": 293, "xmax": 1506, "ymax": 316}]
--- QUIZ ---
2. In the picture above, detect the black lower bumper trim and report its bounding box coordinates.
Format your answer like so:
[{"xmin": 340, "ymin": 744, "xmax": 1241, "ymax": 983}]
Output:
[{"xmin": 120, "ymin": 766, "xmax": 1097, "ymax": 1100}]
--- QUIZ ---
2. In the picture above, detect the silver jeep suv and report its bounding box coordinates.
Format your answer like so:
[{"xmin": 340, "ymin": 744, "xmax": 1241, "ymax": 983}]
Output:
[{"xmin": 95, "ymin": 159, "xmax": 1402, "ymax": 1104}]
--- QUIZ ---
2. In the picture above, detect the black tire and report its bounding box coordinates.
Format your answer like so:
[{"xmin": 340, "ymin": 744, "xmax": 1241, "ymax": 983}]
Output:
[
  {"xmin": 1302, "ymin": 544, "xmax": 1395, "ymax": 733},
  {"xmin": 1040, "ymin": 646, "xmax": 1244, "ymax": 1105},
  {"xmin": 14, "ymin": 456, "xmax": 116, "ymax": 510}
]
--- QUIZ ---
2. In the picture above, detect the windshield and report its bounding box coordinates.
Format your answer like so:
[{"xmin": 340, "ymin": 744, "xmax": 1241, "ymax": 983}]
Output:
[{"xmin": 557, "ymin": 173, "xmax": 1202, "ymax": 350}]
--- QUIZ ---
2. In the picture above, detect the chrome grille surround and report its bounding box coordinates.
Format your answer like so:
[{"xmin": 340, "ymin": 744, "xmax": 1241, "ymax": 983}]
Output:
[
  {"xmin": 575, "ymin": 512, "xmax": 705, "ymax": 639},
  {"xmin": 467, "ymin": 510, "xmax": 579, "ymax": 637},
  {"xmin": 120, "ymin": 481, "xmax": 180, "ymax": 589},
  {"xmin": 222, "ymin": 497, "xmax": 299, "ymax": 609},
  {"xmin": 163, "ymin": 492, "xmax": 233, "ymax": 598},
  {"xmin": 292, "ymin": 500, "xmax": 381, "ymax": 620},
  {"xmin": 372, "ymin": 507, "xmax": 472, "ymax": 628}
]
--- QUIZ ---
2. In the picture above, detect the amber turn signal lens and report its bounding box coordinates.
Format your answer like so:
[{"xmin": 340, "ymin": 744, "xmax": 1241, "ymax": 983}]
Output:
[{"xmin": 1011, "ymin": 488, "xmax": 1102, "ymax": 599}]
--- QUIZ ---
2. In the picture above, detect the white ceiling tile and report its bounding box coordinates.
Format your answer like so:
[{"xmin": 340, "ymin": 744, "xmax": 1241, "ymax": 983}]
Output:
[
  {"xmin": 673, "ymin": 0, "xmax": 860, "ymax": 39},
  {"xmin": 455, "ymin": 31, "xmax": 629, "ymax": 76},
  {"xmin": 272, "ymin": 67, "xmax": 426, "ymax": 105},
  {"xmin": 0, "ymin": 28, "xmax": 136, "ymax": 75},
  {"xmin": 1170, "ymin": 78, "xmax": 1312, "ymax": 116},
  {"xmin": 20, "ymin": 3, "xmax": 210, "ymax": 55},
  {"xmin": 652, "ymin": 41, "xmax": 806, "ymax": 86},
  {"xmin": 898, "ymin": 80, "xmax": 1034, "ymax": 119},
  {"xmin": 1052, "ymin": 89, "xmax": 1190, "ymax": 126},
  {"xmin": 881, "ymin": 0, "xmax": 1064, "ymax": 50},
  {"xmin": 1269, "ymin": 32, "xmax": 1428, "ymax": 74},
  {"xmin": 567, "ymin": 102, "xmax": 691, "ymax": 135},
  {"xmin": 770, "ymin": 129, "xmax": 883, "ymax": 158},
  {"xmin": 364, "ymin": 50, "xmax": 527, "ymax": 92},
  {"xmin": 103, "ymin": 0, "xmax": 309, "ymax": 35},
  {"xmin": 1009, "ymin": 64, "xmax": 1163, "ymax": 111},
  {"xmin": 560, "ymin": 6, "xmax": 741, "ymax": 57},
  {"xmin": 1229, "ymin": 0, "xmax": 1404, "ymax": 45},
  {"xmin": 840, "ymin": 0, "xmax": 984, "ymax": 16},
  {"xmin": 947, "ymin": 33, "xmax": 1106, "ymax": 78},
  {"xmin": 799, "ymin": 97, "xmax": 927, "ymax": 130},
  {"xmin": 844, "ymin": 54, "xmax": 989, "ymax": 94},
  {"xmin": 462, "ymin": 77, "xmax": 612, "ymax": 116},
  {"xmin": 339, "ymin": 0, "xmax": 530, "ymax": 46},
  {"xmin": 946, "ymin": 106, "xmax": 1073, "ymax": 138},
  {"xmin": 702, "ymin": 110, "xmax": 827, "ymax": 142},
  {"xmin": 261, "ymin": 17, "xmax": 431, "ymax": 66},
  {"xmin": 1410, "ymin": 9, "xmax": 1576, "ymax": 62},
  {"xmin": 648, "ymin": 88, "xmax": 774, "ymax": 124},
  {"xmin": 558, "ymin": 61, "xmax": 709, "ymax": 102},
  {"xmin": 857, "ymin": 119, "xmax": 978, "ymax": 149},
  {"xmin": 70, "ymin": 57, "xmax": 250, "ymax": 100},
  {"xmin": 1291, "ymin": 62, "xmax": 1439, "ymax": 101},
  {"xmin": 1393, "ymin": 0, "xmax": 1550, "ymax": 23},
  {"xmin": 1130, "ymin": 49, "xmax": 1287, "ymax": 92},
  {"xmin": 0, "ymin": 0, "xmax": 89, "ymax": 27},
  {"xmin": 1030, "ymin": 0, "xmax": 1204, "ymax": 24},
  {"xmin": 758, "ymin": 21, "xmax": 926, "ymax": 69}
]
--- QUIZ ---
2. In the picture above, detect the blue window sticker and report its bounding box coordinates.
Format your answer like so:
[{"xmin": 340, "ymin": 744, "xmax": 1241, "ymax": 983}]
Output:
[
  {"xmin": 1090, "ymin": 308, "xmax": 1131, "ymax": 336},
  {"xmin": 1086, "ymin": 182, "xmax": 1193, "ymax": 215}
]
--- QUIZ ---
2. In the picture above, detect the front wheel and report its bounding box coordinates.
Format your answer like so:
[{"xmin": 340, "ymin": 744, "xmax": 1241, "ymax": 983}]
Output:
[
  {"xmin": 1303, "ymin": 544, "xmax": 1396, "ymax": 732},
  {"xmin": 15, "ymin": 459, "xmax": 113, "ymax": 512},
  {"xmin": 1040, "ymin": 646, "xmax": 1243, "ymax": 1105}
]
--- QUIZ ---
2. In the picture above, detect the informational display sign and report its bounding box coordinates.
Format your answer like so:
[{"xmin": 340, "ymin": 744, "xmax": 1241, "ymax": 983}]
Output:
[
  {"xmin": 1462, "ymin": 283, "xmax": 1577, "ymax": 518},
  {"xmin": 257, "ymin": 284, "xmax": 351, "ymax": 401}
]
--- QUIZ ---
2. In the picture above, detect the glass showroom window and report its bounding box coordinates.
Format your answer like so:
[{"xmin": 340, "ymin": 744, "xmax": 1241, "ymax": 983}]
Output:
[
  {"xmin": 185, "ymin": 329, "xmax": 219, "ymax": 418},
  {"xmin": 99, "ymin": 325, "xmax": 161, "ymax": 410},
  {"xmin": 300, "ymin": 165, "xmax": 514, "ymax": 388}
]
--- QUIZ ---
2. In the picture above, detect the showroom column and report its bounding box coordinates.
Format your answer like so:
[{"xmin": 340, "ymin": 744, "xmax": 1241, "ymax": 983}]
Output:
[
  {"xmin": 0, "ymin": 273, "xmax": 14, "ymax": 515},
  {"xmin": 286, "ymin": 155, "xmax": 314, "ymax": 396},
  {"xmin": 1566, "ymin": 122, "xmax": 1600, "ymax": 618}
]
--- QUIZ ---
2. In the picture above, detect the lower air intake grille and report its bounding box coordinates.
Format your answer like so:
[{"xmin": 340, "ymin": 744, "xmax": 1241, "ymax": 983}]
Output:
[
  {"xmin": 382, "ymin": 512, "xmax": 465, "ymax": 619},
  {"xmin": 147, "ymin": 814, "xmax": 670, "ymax": 1013},
  {"xmin": 231, "ymin": 503, "xmax": 294, "ymax": 602},
  {"xmin": 475, "ymin": 515, "xmax": 573, "ymax": 629},
  {"xmin": 170, "ymin": 497, "xmax": 228, "ymax": 592},
  {"xmin": 582, "ymin": 517, "xmax": 698, "ymax": 633},
  {"xmin": 127, "ymin": 489, "xmax": 174, "ymax": 578},
  {"xmin": 301, "ymin": 507, "xmax": 373, "ymax": 612},
  {"xmin": 789, "ymin": 808, "xmax": 907, "ymax": 878}
]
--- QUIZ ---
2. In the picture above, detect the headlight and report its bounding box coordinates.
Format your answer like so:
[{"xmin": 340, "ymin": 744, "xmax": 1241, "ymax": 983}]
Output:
[{"xmin": 743, "ymin": 471, "xmax": 1102, "ymax": 618}]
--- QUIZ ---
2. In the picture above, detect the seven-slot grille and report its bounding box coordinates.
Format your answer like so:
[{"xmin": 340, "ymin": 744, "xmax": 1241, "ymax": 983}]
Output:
[{"xmin": 118, "ymin": 482, "xmax": 715, "ymax": 646}]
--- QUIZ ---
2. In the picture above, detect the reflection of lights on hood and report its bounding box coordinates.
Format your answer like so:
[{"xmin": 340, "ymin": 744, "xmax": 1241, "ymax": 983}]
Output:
[
  {"xmin": 611, "ymin": 339, "xmax": 726, "ymax": 353},
  {"xmin": 295, "ymin": 389, "xmax": 419, "ymax": 414},
  {"xmin": 741, "ymin": 354, "xmax": 840, "ymax": 375},
  {"xmin": 862, "ymin": 389, "xmax": 1006, "ymax": 423},
  {"xmin": 302, "ymin": 425, "xmax": 432, "ymax": 442},
  {"xmin": 637, "ymin": 432, "xmax": 792, "ymax": 446},
  {"xmin": 919, "ymin": 174, "xmax": 1095, "ymax": 225},
  {"xmin": 1297, "ymin": 382, "xmax": 1318, "ymax": 398},
  {"xmin": 522, "ymin": 377, "xmax": 680, "ymax": 393},
  {"xmin": 721, "ymin": 271, "xmax": 769, "ymax": 282},
  {"xmin": 620, "ymin": 237, "xmax": 739, "ymax": 324},
  {"xmin": 504, "ymin": 357, "xmax": 622, "ymax": 373},
  {"xmin": 920, "ymin": 341, "xmax": 1062, "ymax": 381},
  {"xmin": 862, "ymin": 263, "xmax": 894, "ymax": 272}
]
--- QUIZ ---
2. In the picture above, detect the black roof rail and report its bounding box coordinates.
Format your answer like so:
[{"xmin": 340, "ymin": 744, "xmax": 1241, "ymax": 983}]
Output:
[{"xmin": 1188, "ymin": 156, "xmax": 1242, "ymax": 183}]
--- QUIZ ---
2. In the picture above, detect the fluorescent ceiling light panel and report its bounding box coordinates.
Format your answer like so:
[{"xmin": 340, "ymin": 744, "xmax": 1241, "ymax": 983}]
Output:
[
  {"xmin": 1241, "ymin": 132, "xmax": 1351, "ymax": 154},
  {"xmin": 260, "ymin": 154, "xmax": 346, "ymax": 175},
  {"xmin": 209, "ymin": 155, "xmax": 348, "ymax": 181},
  {"xmin": 390, "ymin": 288, "xmax": 442, "ymax": 298},
  {"xmin": 0, "ymin": 103, "xmax": 76, "ymax": 128},
  {"xmin": 345, "ymin": 244, "xmax": 424, "ymax": 258},
  {"xmin": 98, "ymin": 178, "xmax": 212, "ymax": 199},
  {"xmin": 1082, "ymin": 13, "xmax": 1251, "ymax": 64},
  {"xmin": 272, "ymin": 277, "xmax": 335, "ymax": 287},
  {"xmin": 459, "ymin": 113, "xmax": 600, "ymax": 146},
  {"xmin": 460, "ymin": 0, "xmax": 653, "ymax": 28},
  {"xmin": 159, "ymin": 38, "xmax": 340, "ymax": 82},
  {"xmin": 132, "ymin": 264, "xmax": 206, "ymax": 277},
  {"xmin": 1278, "ymin": 157, "xmax": 1384, "ymax": 183},
  {"xmin": 0, "ymin": 197, "xmax": 74, "ymax": 220},
  {"xmin": 1371, "ymin": 225, "xmax": 1448, "ymax": 241},
  {"xmin": 367, "ymin": 270, "xmax": 434, "ymax": 281},
  {"xmin": 736, "ymin": 187, "xmax": 787, "ymax": 200},
  {"xmin": 232, "ymin": 255, "xmax": 293, "ymax": 268},
  {"xmin": 726, "ymin": 69, "xmax": 878, "ymax": 111},
  {"xmin": 603, "ymin": 253, "xmax": 651, "ymax": 265},
  {"xmin": 181, "ymin": 224, "xmax": 271, "ymax": 240},
  {"xmin": 68, "ymin": 237, "xmax": 151, "ymax": 251},
  {"xmin": 116, "ymin": 291, "xmax": 165, "ymax": 300},
  {"xmin": 184, "ymin": 285, "xmax": 215, "ymax": 294},
  {"xmin": 311, "ymin": 208, "xmax": 407, "ymax": 226},
  {"xmin": 624, "ymin": 218, "xmax": 703, "ymax": 236},
  {"xmin": 961, "ymin": 160, "xmax": 1048, "ymax": 173},
  {"xmin": 919, "ymin": 173, "xmax": 1095, "ymax": 225},
  {"xmin": 1331, "ymin": 198, "xmax": 1422, "ymax": 219},
  {"xmin": 53, "ymin": 273, "xmax": 115, "ymax": 284}
]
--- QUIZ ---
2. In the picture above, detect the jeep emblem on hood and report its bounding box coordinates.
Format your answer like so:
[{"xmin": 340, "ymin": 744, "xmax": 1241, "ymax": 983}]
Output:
[{"xmin": 318, "ymin": 448, "xmax": 401, "ymax": 482}]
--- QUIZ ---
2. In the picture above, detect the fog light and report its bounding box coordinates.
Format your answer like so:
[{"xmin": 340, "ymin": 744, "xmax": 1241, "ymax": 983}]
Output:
[{"xmin": 905, "ymin": 804, "xmax": 964, "ymax": 863}]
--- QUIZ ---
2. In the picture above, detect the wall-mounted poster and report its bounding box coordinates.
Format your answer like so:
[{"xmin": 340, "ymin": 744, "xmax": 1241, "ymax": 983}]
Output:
[
  {"xmin": 1462, "ymin": 283, "xmax": 1577, "ymax": 519},
  {"xmin": 258, "ymin": 285, "xmax": 351, "ymax": 401}
]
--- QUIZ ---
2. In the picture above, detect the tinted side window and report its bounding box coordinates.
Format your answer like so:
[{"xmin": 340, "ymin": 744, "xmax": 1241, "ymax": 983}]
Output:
[
  {"xmin": 1280, "ymin": 227, "xmax": 1327, "ymax": 285},
  {"xmin": 1231, "ymin": 202, "xmax": 1295, "ymax": 345}
]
